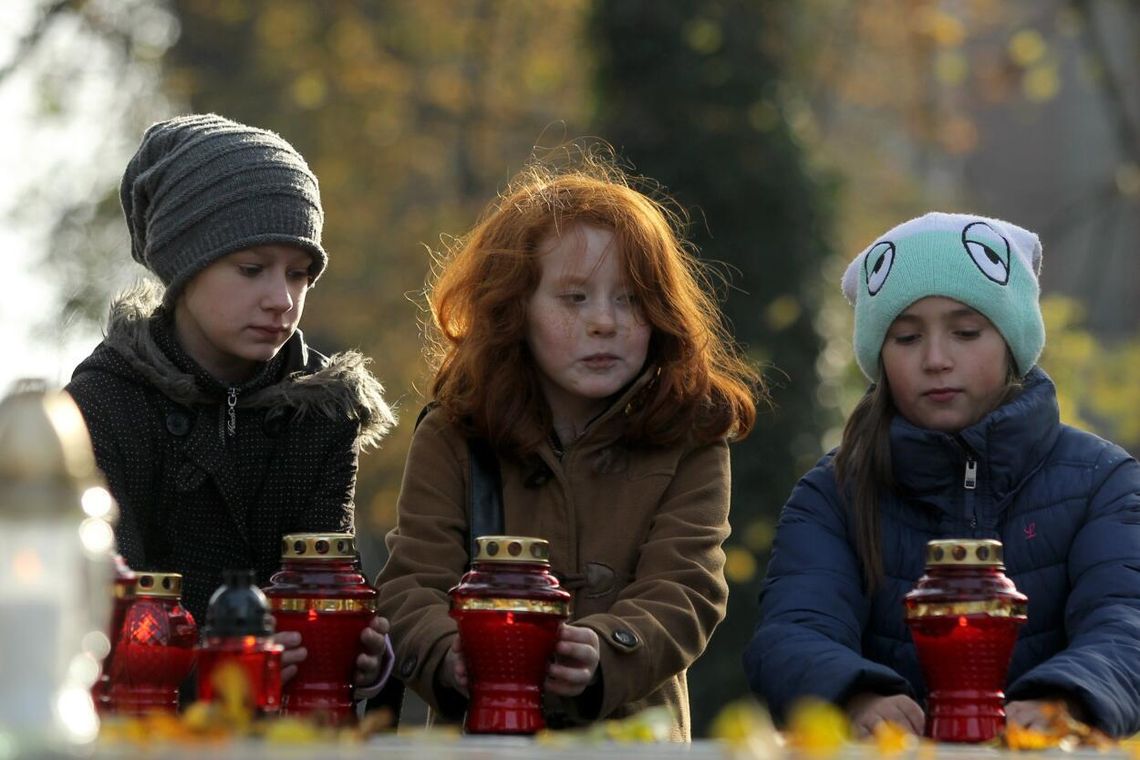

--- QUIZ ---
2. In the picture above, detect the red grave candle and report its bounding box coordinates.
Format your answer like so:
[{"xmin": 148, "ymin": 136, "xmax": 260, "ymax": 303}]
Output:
[
  {"xmin": 107, "ymin": 572, "xmax": 197, "ymax": 715},
  {"xmin": 262, "ymin": 533, "xmax": 377, "ymax": 724},
  {"xmin": 196, "ymin": 569, "xmax": 283, "ymax": 715},
  {"xmin": 93, "ymin": 553, "xmax": 136, "ymax": 713},
  {"xmin": 904, "ymin": 538, "xmax": 1028, "ymax": 742},
  {"xmin": 449, "ymin": 535, "xmax": 571, "ymax": 735}
]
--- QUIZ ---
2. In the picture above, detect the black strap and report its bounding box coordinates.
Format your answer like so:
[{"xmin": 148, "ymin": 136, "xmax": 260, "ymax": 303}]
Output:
[
  {"xmin": 466, "ymin": 437, "xmax": 504, "ymax": 562},
  {"xmin": 414, "ymin": 403, "xmax": 504, "ymax": 562},
  {"xmin": 370, "ymin": 403, "xmax": 505, "ymax": 727},
  {"xmin": 387, "ymin": 404, "xmax": 503, "ymax": 727}
]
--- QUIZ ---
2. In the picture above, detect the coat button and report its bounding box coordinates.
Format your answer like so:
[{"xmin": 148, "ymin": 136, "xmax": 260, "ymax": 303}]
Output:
[
  {"xmin": 165, "ymin": 411, "xmax": 190, "ymax": 437},
  {"xmin": 611, "ymin": 629, "xmax": 638, "ymax": 648},
  {"xmin": 399, "ymin": 655, "xmax": 418, "ymax": 679}
]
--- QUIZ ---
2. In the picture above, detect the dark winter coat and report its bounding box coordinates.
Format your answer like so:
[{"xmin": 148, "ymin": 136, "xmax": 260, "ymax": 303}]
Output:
[
  {"xmin": 744, "ymin": 368, "xmax": 1140, "ymax": 736},
  {"xmin": 375, "ymin": 371, "xmax": 732, "ymax": 741},
  {"xmin": 66, "ymin": 284, "xmax": 394, "ymax": 624}
]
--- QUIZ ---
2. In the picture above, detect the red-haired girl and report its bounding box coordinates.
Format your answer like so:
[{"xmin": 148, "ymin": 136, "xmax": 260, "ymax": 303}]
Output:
[{"xmin": 376, "ymin": 152, "xmax": 761, "ymax": 740}]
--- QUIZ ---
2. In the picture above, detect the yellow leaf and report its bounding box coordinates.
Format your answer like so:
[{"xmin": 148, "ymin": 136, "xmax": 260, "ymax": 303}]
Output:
[
  {"xmin": 711, "ymin": 700, "xmax": 782, "ymax": 759},
  {"xmin": 787, "ymin": 698, "xmax": 849, "ymax": 758},
  {"xmin": 1008, "ymin": 29, "xmax": 1048, "ymax": 67},
  {"xmin": 1023, "ymin": 64, "xmax": 1060, "ymax": 103},
  {"xmin": 935, "ymin": 51, "xmax": 969, "ymax": 87},
  {"xmin": 725, "ymin": 546, "xmax": 758, "ymax": 585},
  {"xmin": 871, "ymin": 720, "xmax": 917, "ymax": 756},
  {"xmin": 919, "ymin": 10, "xmax": 966, "ymax": 48},
  {"xmin": 684, "ymin": 19, "xmax": 723, "ymax": 54},
  {"xmin": 766, "ymin": 295, "xmax": 802, "ymax": 332}
]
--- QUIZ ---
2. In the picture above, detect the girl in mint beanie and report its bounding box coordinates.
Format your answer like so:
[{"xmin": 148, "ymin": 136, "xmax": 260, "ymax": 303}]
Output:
[{"xmin": 745, "ymin": 212, "xmax": 1140, "ymax": 741}]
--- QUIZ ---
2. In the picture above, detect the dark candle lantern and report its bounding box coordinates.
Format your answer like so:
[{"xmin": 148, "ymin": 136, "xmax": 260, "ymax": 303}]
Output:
[{"xmin": 196, "ymin": 569, "xmax": 283, "ymax": 715}]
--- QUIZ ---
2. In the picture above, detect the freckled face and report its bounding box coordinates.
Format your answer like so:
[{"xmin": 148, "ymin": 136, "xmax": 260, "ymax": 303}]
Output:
[
  {"xmin": 525, "ymin": 223, "xmax": 651, "ymax": 431},
  {"xmin": 881, "ymin": 296, "xmax": 1010, "ymax": 433},
  {"xmin": 174, "ymin": 244, "xmax": 313, "ymax": 384}
]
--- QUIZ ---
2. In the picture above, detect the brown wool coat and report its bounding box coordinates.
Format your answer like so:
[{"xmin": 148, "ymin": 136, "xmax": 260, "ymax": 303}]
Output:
[{"xmin": 375, "ymin": 384, "xmax": 731, "ymax": 741}]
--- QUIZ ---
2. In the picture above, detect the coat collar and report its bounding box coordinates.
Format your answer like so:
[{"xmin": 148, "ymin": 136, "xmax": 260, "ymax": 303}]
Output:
[
  {"xmin": 75, "ymin": 280, "xmax": 395, "ymax": 448},
  {"xmin": 150, "ymin": 312, "xmax": 291, "ymax": 397},
  {"xmin": 889, "ymin": 367, "xmax": 1061, "ymax": 504},
  {"xmin": 574, "ymin": 365, "xmax": 659, "ymax": 445}
]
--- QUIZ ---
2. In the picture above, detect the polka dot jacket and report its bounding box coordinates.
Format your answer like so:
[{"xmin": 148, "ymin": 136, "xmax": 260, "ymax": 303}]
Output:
[{"xmin": 65, "ymin": 283, "xmax": 394, "ymax": 624}]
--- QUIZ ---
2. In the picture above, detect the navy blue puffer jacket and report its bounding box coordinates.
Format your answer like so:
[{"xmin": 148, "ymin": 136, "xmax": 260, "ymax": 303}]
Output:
[{"xmin": 743, "ymin": 368, "xmax": 1140, "ymax": 736}]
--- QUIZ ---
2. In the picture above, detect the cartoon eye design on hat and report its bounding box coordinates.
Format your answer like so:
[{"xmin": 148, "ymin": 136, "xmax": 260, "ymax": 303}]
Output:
[
  {"xmin": 863, "ymin": 241, "xmax": 895, "ymax": 296},
  {"xmin": 962, "ymin": 221, "xmax": 1010, "ymax": 285}
]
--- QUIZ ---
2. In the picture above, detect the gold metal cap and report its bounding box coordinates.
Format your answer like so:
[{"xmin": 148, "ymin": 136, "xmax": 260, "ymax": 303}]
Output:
[
  {"xmin": 135, "ymin": 572, "xmax": 182, "ymax": 598},
  {"xmin": 473, "ymin": 536, "xmax": 550, "ymax": 564},
  {"xmin": 280, "ymin": 533, "xmax": 358, "ymax": 560},
  {"xmin": 925, "ymin": 539, "xmax": 1004, "ymax": 567}
]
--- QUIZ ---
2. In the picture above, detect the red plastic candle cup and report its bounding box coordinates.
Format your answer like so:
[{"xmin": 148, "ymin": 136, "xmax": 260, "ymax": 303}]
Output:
[
  {"xmin": 107, "ymin": 572, "xmax": 197, "ymax": 715},
  {"xmin": 449, "ymin": 536, "xmax": 571, "ymax": 734},
  {"xmin": 904, "ymin": 538, "xmax": 1028, "ymax": 742},
  {"xmin": 93, "ymin": 553, "xmax": 136, "ymax": 713},
  {"xmin": 196, "ymin": 569, "xmax": 283, "ymax": 715},
  {"xmin": 196, "ymin": 635, "xmax": 283, "ymax": 713},
  {"xmin": 263, "ymin": 533, "xmax": 377, "ymax": 724}
]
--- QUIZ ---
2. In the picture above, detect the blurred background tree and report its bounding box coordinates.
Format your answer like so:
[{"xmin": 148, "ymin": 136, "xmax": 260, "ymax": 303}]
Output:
[
  {"xmin": 591, "ymin": 0, "xmax": 837, "ymax": 731},
  {"xmin": 159, "ymin": 0, "xmax": 596, "ymax": 557},
  {"xmin": 2, "ymin": 0, "xmax": 1137, "ymax": 737}
]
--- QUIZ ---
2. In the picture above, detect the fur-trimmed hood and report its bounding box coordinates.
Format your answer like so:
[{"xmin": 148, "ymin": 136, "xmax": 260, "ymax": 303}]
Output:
[{"xmin": 75, "ymin": 280, "xmax": 395, "ymax": 449}]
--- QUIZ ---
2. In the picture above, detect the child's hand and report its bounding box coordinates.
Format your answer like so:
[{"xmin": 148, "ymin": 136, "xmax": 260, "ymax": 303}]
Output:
[
  {"xmin": 845, "ymin": 692, "xmax": 924, "ymax": 738},
  {"xmin": 272, "ymin": 631, "xmax": 307, "ymax": 685},
  {"xmin": 353, "ymin": 615, "xmax": 392, "ymax": 688},
  {"xmin": 1006, "ymin": 697, "xmax": 1087, "ymax": 732},
  {"xmin": 440, "ymin": 635, "xmax": 469, "ymax": 697},
  {"xmin": 544, "ymin": 623, "xmax": 600, "ymax": 697}
]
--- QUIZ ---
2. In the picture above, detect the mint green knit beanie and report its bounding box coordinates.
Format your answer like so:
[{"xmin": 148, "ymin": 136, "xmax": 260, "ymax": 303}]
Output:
[{"xmin": 841, "ymin": 212, "xmax": 1045, "ymax": 381}]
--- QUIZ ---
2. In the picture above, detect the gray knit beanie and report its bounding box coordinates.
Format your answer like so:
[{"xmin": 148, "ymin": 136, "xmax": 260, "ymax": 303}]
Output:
[{"xmin": 121, "ymin": 113, "xmax": 327, "ymax": 305}]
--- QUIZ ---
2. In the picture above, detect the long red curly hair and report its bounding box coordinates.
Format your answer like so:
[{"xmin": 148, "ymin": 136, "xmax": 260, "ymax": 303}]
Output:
[{"xmin": 428, "ymin": 151, "xmax": 762, "ymax": 455}]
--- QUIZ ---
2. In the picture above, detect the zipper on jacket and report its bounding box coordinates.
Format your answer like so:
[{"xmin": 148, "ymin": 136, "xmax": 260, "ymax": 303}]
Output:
[
  {"xmin": 963, "ymin": 457, "xmax": 977, "ymax": 490},
  {"xmin": 954, "ymin": 435, "xmax": 979, "ymax": 530},
  {"xmin": 963, "ymin": 456, "xmax": 978, "ymax": 528},
  {"xmin": 226, "ymin": 387, "xmax": 238, "ymax": 438}
]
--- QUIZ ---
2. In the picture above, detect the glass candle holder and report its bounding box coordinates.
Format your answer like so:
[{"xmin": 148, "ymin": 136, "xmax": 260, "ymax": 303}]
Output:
[
  {"xmin": 904, "ymin": 538, "xmax": 1028, "ymax": 742},
  {"xmin": 449, "ymin": 536, "xmax": 571, "ymax": 734},
  {"xmin": 263, "ymin": 533, "xmax": 377, "ymax": 724},
  {"xmin": 108, "ymin": 572, "xmax": 197, "ymax": 715},
  {"xmin": 196, "ymin": 569, "xmax": 282, "ymax": 715},
  {"xmin": 93, "ymin": 553, "xmax": 136, "ymax": 713},
  {"xmin": 0, "ymin": 385, "xmax": 114, "ymax": 749}
]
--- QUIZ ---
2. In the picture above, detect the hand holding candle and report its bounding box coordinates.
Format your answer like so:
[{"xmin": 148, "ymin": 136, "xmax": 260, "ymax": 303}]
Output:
[{"xmin": 544, "ymin": 624, "xmax": 600, "ymax": 697}]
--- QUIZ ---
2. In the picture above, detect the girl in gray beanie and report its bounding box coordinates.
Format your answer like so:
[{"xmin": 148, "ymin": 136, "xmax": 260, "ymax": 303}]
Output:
[{"xmin": 66, "ymin": 114, "xmax": 397, "ymax": 707}]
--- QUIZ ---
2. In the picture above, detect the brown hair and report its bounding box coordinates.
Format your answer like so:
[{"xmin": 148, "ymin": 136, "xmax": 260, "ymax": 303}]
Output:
[
  {"xmin": 834, "ymin": 359, "xmax": 1022, "ymax": 590},
  {"xmin": 426, "ymin": 148, "xmax": 762, "ymax": 455}
]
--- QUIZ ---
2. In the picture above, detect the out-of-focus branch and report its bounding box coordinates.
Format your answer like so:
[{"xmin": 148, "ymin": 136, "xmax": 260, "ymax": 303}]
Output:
[
  {"xmin": 0, "ymin": 0, "xmax": 79, "ymax": 85},
  {"xmin": 1071, "ymin": 0, "xmax": 1140, "ymax": 164}
]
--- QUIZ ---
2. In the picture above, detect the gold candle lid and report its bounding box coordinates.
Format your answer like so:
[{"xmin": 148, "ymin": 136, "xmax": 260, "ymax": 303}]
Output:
[
  {"xmin": 281, "ymin": 533, "xmax": 358, "ymax": 560},
  {"xmin": 135, "ymin": 572, "xmax": 182, "ymax": 598},
  {"xmin": 925, "ymin": 539, "xmax": 1004, "ymax": 567},
  {"xmin": 473, "ymin": 536, "xmax": 550, "ymax": 564}
]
